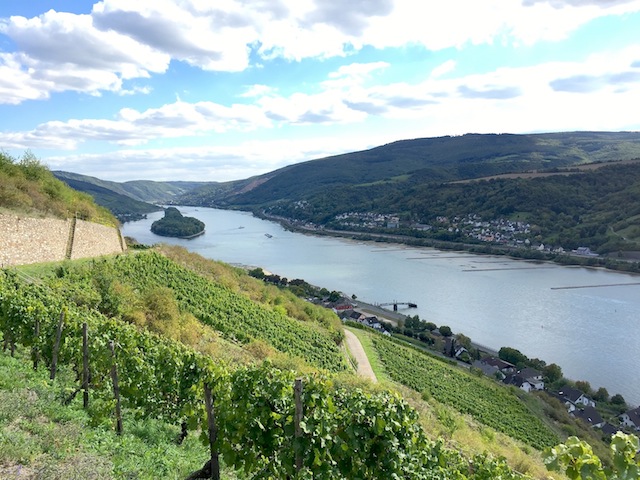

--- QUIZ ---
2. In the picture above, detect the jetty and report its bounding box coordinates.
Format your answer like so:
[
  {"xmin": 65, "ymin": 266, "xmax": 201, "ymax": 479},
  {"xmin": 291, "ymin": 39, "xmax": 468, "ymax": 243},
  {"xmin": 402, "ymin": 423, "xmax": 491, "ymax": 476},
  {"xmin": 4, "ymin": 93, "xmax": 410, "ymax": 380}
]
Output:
[{"xmin": 377, "ymin": 301, "xmax": 417, "ymax": 311}]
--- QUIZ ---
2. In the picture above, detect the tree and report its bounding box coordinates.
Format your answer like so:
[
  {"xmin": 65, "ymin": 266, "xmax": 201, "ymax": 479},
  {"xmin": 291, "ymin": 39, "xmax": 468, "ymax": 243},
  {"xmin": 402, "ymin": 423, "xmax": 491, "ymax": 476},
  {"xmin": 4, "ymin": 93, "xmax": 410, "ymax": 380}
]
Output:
[
  {"xmin": 611, "ymin": 394, "xmax": 626, "ymax": 406},
  {"xmin": 593, "ymin": 387, "xmax": 609, "ymax": 402},
  {"xmin": 456, "ymin": 333, "xmax": 471, "ymax": 350},
  {"xmin": 439, "ymin": 325, "xmax": 452, "ymax": 337},
  {"xmin": 328, "ymin": 290, "xmax": 341, "ymax": 302},
  {"xmin": 575, "ymin": 380, "xmax": 592, "ymax": 396},
  {"xmin": 248, "ymin": 268, "xmax": 265, "ymax": 279},
  {"xmin": 528, "ymin": 357, "xmax": 547, "ymax": 370},
  {"xmin": 498, "ymin": 346, "xmax": 528, "ymax": 368},
  {"xmin": 543, "ymin": 363, "xmax": 563, "ymax": 384}
]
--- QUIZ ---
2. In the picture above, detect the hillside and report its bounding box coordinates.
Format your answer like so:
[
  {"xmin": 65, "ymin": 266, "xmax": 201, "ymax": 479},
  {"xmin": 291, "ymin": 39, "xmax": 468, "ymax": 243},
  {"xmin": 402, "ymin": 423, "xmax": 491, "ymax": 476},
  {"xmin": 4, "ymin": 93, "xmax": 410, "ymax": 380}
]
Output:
[
  {"xmin": 53, "ymin": 170, "xmax": 210, "ymax": 204},
  {"xmin": 176, "ymin": 131, "xmax": 640, "ymax": 208},
  {"xmin": 49, "ymin": 133, "xmax": 640, "ymax": 255},
  {"xmin": 0, "ymin": 249, "xmax": 507, "ymax": 477},
  {"xmin": 3, "ymin": 243, "xmax": 639, "ymax": 477},
  {"xmin": 1, "ymin": 152, "xmax": 117, "ymax": 227},
  {"xmin": 53, "ymin": 174, "xmax": 162, "ymax": 222},
  {"xmin": 2, "ymin": 145, "xmax": 637, "ymax": 476}
]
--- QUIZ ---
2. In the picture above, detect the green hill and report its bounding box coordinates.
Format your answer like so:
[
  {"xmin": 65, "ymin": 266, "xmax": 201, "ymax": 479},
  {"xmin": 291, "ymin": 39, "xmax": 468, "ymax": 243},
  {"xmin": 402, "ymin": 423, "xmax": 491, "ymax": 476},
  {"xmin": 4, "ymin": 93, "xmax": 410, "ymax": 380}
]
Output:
[
  {"xmin": 53, "ymin": 170, "xmax": 210, "ymax": 204},
  {"xmin": 176, "ymin": 131, "xmax": 640, "ymax": 208},
  {"xmin": 0, "ymin": 152, "xmax": 117, "ymax": 226},
  {"xmin": 53, "ymin": 175, "xmax": 162, "ymax": 222}
]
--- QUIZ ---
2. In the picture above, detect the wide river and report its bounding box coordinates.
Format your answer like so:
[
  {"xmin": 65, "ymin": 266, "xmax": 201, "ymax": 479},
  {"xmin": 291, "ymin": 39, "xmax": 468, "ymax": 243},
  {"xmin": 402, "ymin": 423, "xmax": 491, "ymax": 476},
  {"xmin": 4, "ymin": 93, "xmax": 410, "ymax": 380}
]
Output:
[{"xmin": 123, "ymin": 207, "xmax": 640, "ymax": 406}]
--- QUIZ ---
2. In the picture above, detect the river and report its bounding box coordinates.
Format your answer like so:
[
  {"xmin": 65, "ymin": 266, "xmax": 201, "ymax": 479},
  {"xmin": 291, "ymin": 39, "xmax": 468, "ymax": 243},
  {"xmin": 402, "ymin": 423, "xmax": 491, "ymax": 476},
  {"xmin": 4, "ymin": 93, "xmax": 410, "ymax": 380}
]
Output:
[{"xmin": 122, "ymin": 206, "xmax": 640, "ymax": 406}]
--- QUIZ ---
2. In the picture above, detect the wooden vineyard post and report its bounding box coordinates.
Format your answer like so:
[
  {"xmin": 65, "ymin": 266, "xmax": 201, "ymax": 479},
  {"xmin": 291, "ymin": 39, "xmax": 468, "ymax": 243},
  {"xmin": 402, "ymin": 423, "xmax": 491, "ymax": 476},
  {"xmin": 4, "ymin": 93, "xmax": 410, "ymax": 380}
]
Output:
[
  {"xmin": 109, "ymin": 341, "xmax": 123, "ymax": 435},
  {"xmin": 204, "ymin": 383, "xmax": 220, "ymax": 480},
  {"xmin": 32, "ymin": 318, "xmax": 40, "ymax": 370},
  {"xmin": 50, "ymin": 310, "xmax": 66, "ymax": 380},
  {"xmin": 294, "ymin": 378, "xmax": 303, "ymax": 472},
  {"xmin": 82, "ymin": 322, "xmax": 89, "ymax": 409}
]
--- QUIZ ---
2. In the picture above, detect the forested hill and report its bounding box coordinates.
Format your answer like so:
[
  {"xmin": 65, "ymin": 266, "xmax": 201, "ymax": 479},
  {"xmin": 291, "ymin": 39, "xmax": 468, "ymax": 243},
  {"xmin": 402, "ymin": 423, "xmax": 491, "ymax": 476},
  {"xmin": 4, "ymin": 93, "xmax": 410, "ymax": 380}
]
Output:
[
  {"xmin": 53, "ymin": 170, "xmax": 210, "ymax": 204},
  {"xmin": 175, "ymin": 131, "xmax": 640, "ymax": 208}
]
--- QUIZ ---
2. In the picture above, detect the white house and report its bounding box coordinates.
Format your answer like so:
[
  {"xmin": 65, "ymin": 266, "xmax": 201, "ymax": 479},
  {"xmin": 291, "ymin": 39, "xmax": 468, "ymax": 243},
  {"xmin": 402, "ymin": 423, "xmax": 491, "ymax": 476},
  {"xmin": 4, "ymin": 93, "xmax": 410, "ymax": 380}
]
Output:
[
  {"xmin": 620, "ymin": 407, "xmax": 640, "ymax": 431},
  {"xmin": 556, "ymin": 387, "xmax": 596, "ymax": 412},
  {"xmin": 518, "ymin": 367, "xmax": 545, "ymax": 391}
]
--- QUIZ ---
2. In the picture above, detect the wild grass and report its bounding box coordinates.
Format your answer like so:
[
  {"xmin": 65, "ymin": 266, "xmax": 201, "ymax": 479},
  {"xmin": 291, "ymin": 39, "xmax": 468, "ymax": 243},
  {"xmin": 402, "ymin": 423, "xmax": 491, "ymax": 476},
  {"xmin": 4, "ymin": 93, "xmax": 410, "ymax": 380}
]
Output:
[{"xmin": 0, "ymin": 345, "xmax": 244, "ymax": 479}]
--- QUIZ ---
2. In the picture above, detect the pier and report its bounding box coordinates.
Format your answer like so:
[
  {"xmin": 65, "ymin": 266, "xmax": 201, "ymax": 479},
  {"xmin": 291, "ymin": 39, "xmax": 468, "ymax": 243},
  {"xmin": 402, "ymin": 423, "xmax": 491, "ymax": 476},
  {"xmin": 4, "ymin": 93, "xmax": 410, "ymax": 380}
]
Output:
[{"xmin": 376, "ymin": 301, "xmax": 418, "ymax": 311}]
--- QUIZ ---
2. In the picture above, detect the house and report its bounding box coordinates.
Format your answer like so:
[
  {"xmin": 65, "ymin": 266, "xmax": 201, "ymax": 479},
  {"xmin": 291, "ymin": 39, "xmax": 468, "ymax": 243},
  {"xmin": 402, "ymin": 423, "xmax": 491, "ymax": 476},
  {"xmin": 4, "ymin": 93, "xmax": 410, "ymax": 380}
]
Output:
[
  {"xmin": 556, "ymin": 387, "xmax": 596, "ymax": 412},
  {"xmin": 480, "ymin": 356, "xmax": 516, "ymax": 376},
  {"xmin": 348, "ymin": 310, "xmax": 366, "ymax": 322},
  {"xmin": 601, "ymin": 422, "xmax": 623, "ymax": 437},
  {"xmin": 442, "ymin": 338, "xmax": 469, "ymax": 361},
  {"xmin": 472, "ymin": 360, "xmax": 501, "ymax": 378},
  {"xmin": 332, "ymin": 302, "xmax": 353, "ymax": 312},
  {"xmin": 572, "ymin": 246, "xmax": 599, "ymax": 257},
  {"xmin": 518, "ymin": 367, "xmax": 544, "ymax": 391},
  {"xmin": 572, "ymin": 406, "xmax": 605, "ymax": 428},
  {"xmin": 503, "ymin": 374, "xmax": 533, "ymax": 393},
  {"xmin": 620, "ymin": 406, "xmax": 640, "ymax": 431}
]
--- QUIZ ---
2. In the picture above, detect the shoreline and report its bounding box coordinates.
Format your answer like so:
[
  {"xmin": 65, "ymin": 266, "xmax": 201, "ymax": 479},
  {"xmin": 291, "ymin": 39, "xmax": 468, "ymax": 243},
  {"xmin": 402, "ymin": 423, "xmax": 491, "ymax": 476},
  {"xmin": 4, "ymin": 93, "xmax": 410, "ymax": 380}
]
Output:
[{"xmin": 259, "ymin": 212, "xmax": 640, "ymax": 277}]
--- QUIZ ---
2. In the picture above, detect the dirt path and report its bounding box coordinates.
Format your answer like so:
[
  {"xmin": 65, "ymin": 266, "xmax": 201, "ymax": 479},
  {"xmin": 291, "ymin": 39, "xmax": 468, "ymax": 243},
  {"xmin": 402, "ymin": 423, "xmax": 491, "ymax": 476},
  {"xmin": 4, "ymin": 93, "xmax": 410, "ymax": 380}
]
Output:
[{"xmin": 344, "ymin": 329, "xmax": 377, "ymax": 382}]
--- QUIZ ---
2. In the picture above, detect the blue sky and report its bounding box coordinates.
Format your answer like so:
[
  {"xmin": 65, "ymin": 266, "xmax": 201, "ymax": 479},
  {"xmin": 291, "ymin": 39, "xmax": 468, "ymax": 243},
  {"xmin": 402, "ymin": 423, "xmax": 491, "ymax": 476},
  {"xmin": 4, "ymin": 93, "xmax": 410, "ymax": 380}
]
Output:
[{"xmin": 1, "ymin": 0, "xmax": 639, "ymax": 182}]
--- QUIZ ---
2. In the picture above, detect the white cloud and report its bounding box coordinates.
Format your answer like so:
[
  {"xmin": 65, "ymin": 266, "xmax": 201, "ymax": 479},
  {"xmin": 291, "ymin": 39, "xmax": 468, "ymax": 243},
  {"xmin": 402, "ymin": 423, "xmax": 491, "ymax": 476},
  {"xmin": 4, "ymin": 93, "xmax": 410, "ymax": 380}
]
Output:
[
  {"xmin": 4, "ymin": 43, "xmax": 640, "ymax": 153},
  {"xmin": 240, "ymin": 84, "xmax": 276, "ymax": 98},
  {"xmin": 2, "ymin": 0, "xmax": 639, "ymax": 102},
  {"xmin": 431, "ymin": 60, "xmax": 457, "ymax": 79},
  {"xmin": 0, "ymin": 100, "xmax": 272, "ymax": 149}
]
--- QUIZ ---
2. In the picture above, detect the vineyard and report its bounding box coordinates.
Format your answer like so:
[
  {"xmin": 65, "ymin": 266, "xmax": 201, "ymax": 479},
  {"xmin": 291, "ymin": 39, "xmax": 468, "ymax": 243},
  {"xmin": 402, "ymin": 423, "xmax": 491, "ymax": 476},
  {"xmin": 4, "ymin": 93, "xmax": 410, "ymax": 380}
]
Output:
[
  {"xmin": 0, "ymin": 267, "xmax": 528, "ymax": 479},
  {"xmin": 53, "ymin": 251, "xmax": 348, "ymax": 372},
  {"xmin": 371, "ymin": 335, "xmax": 559, "ymax": 450}
]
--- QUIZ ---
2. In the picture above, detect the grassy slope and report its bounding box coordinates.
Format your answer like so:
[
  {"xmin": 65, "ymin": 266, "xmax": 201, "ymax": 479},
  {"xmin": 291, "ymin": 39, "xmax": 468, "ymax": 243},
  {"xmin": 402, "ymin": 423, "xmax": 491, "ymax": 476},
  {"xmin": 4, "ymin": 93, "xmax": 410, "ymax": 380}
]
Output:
[
  {"xmin": 0, "ymin": 346, "xmax": 246, "ymax": 480},
  {"xmin": 1, "ymin": 153, "xmax": 117, "ymax": 227}
]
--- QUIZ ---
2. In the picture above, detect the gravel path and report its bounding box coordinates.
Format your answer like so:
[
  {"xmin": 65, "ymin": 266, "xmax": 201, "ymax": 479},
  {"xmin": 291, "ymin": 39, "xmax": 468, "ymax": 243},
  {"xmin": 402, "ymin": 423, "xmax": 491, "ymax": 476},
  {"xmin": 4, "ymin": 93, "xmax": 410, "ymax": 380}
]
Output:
[{"xmin": 344, "ymin": 329, "xmax": 377, "ymax": 382}]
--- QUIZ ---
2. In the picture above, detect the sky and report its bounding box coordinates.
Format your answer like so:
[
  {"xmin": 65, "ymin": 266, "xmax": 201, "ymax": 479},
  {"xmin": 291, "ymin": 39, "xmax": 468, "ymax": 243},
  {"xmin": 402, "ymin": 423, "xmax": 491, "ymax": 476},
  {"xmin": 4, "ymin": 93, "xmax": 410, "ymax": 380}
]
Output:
[{"xmin": 1, "ymin": 1, "xmax": 640, "ymax": 182}]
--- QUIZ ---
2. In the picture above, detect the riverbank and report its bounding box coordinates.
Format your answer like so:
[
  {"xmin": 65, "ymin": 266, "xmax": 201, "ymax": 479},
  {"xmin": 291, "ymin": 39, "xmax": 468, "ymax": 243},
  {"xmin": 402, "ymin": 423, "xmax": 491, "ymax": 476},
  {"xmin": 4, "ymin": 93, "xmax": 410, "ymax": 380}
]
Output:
[
  {"xmin": 350, "ymin": 300, "xmax": 407, "ymax": 326},
  {"xmin": 261, "ymin": 212, "xmax": 640, "ymax": 275}
]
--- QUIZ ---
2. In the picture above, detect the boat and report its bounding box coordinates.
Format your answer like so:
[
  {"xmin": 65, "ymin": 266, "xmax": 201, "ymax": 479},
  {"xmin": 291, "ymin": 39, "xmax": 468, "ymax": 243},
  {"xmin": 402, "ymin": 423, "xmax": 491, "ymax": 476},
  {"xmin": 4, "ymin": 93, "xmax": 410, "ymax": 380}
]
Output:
[{"xmin": 264, "ymin": 233, "xmax": 273, "ymax": 238}]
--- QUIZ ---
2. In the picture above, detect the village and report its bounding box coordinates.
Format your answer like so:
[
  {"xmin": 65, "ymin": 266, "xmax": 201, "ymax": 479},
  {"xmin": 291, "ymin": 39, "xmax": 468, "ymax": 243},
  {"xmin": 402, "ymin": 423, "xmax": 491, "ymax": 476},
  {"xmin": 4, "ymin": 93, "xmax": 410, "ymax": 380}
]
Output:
[
  {"xmin": 329, "ymin": 297, "xmax": 638, "ymax": 440},
  {"xmin": 327, "ymin": 211, "xmax": 602, "ymax": 256}
]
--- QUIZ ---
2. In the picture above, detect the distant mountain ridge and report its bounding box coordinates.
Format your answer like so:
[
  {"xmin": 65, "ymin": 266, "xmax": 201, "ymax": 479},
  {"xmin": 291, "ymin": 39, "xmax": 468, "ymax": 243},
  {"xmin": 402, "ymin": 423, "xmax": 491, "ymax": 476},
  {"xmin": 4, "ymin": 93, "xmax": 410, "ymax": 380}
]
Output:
[
  {"xmin": 53, "ymin": 171, "xmax": 211, "ymax": 204},
  {"xmin": 54, "ymin": 132, "xmax": 640, "ymax": 253},
  {"xmin": 175, "ymin": 131, "xmax": 640, "ymax": 208}
]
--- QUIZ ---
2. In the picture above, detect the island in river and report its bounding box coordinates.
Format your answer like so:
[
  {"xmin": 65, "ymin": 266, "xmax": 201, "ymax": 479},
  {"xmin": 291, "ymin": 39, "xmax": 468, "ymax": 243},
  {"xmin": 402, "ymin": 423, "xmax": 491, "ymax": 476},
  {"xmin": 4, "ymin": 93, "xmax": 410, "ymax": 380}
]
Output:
[{"xmin": 150, "ymin": 207, "xmax": 205, "ymax": 238}]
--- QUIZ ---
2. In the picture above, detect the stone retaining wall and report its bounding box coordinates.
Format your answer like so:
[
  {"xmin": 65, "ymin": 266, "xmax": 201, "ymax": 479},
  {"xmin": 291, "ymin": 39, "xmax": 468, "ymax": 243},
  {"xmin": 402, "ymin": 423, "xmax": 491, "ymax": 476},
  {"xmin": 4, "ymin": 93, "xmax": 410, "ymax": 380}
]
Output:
[
  {"xmin": 0, "ymin": 213, "xmax": 125, "ymax": 267},
  {"xmin": 71, "ymin": 219, "xmax": 125, "ymax": 260}
]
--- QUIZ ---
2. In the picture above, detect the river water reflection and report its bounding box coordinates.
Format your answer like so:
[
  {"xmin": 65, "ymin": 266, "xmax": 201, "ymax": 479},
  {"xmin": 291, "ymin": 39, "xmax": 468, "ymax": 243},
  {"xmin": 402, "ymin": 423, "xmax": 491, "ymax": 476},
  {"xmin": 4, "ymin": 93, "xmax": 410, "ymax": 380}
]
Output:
[{"xmin": 123, "ymin": 207, "xmax": 640, "ymax": 406}]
